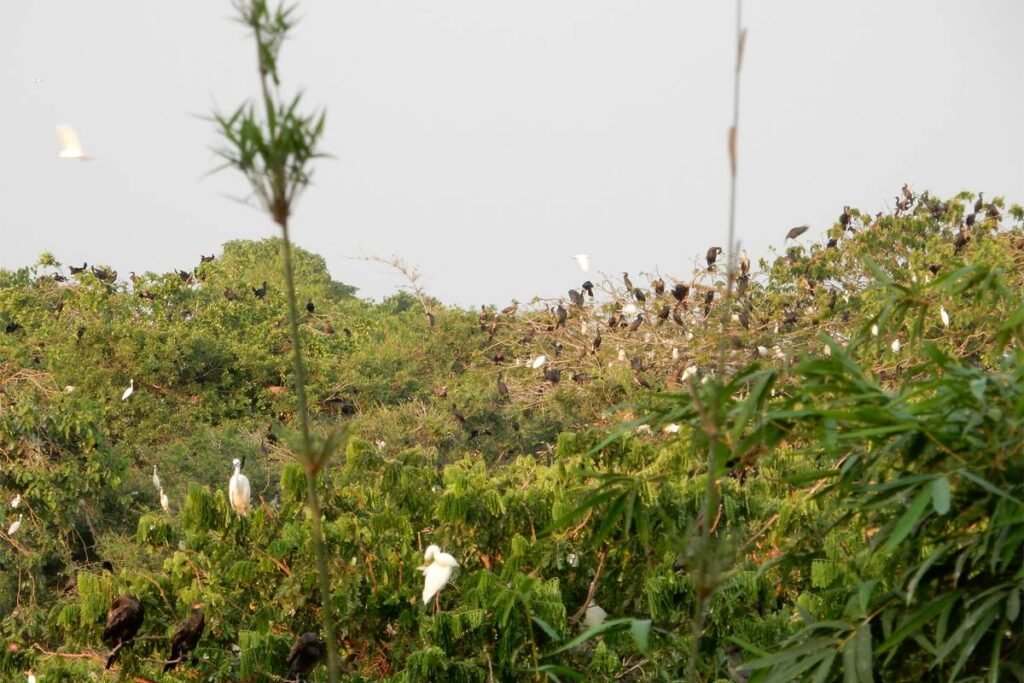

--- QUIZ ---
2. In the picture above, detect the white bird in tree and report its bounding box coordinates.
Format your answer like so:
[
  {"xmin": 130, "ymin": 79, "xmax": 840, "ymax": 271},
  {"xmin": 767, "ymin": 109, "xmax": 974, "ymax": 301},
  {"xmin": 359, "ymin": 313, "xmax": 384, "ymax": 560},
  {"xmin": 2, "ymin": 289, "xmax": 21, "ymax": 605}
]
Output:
[
  {"xmin": 573, "ymin": 254, "xmax": 590, "ymax": 272},
  {"xmin": 121, "ymin": 379, "xmax": 135, "ymax": 401},
  {"xmin": 584, "ymin": 600, "xmax": 607, "ymax": 629},
  {"xmin": 228, "ymin": 458, "xmax": 251, "ymax": 516},
  {"xmin": 159, "ymin": 488, "xmax": 169, "ymax": 512},
  {"xmin": 10, "ymin": 494, "xmax": 21, "ymax": 509},
  {"xmin": 152, "ymin": 465, "xmax": 161, "ymax": 492},
  {"xmin": 8, "ymin": 514, "xmax": 22, "ymax": 536},
  {"xmin": 56, "ymin": 124, "xmax": 92, "ymax": 160},
  {"xmin": 419, "ymin": 544, "xmax": 458, "ymax": 610}
]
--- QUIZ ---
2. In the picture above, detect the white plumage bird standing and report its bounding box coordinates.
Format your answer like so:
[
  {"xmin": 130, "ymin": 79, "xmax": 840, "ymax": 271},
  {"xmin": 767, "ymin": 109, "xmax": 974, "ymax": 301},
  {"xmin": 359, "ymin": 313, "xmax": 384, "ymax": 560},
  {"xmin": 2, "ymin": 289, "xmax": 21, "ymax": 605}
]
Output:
[
  {"xmin": 8, "ymin": 514, "xmax": 22, "ymax": 536},
  {"xmin": 228, "ymin": 458, "xmax": 251, "ymax": 516},
  {"xmin": 152, "ymin": 465, "xmax": 161, "ymax": 492},
  {"xmin": 159, "ymin": 488, "xmax": 169, "ymax": 512},
  {"xmin": 10, "ymin": 494, "xmax": 20, "ymax": 509},
  {"xmin": 56, "ymin": 124, "xmax": 92, "ymax": 160},
  {"xmin": 583, "ymin": 600, "xmax": 607, "ymax": 629},
  {"xmin": 121, "ymin": 379, "xmax": 135, "ymax": 401},
  {"xmin": 419, "ymin": 544, "xmax": 458, "ymax": 611}
]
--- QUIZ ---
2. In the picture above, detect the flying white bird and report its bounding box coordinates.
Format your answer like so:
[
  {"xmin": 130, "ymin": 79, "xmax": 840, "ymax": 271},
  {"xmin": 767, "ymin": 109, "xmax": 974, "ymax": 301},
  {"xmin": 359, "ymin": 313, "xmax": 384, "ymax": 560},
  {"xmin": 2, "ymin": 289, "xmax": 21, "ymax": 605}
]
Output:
[
  {"xmin": 228, "ymin": 458, "xmax": 251, "ymax": 515},
  {"xmin": 10, "ymin": 494, "xmax": 20, "ymax": 509},
  {"xmin": 573, "ymin": 255, "xmax": 590, "ymax": 272},
  {"xmin": 419, "ymin": 544, "xmax": 458, "ymax": 606},
  {"xmin": 531, "ymin": 355, "xmax": 547, "ymax": 369},
  {"xmin": 152, "ymin": 465, "xmax": 161, "ymax": 492},
  {"xmin": 56, "ymin": 124, "xmax": 92, "ymax": 160},
  {"xmin": 121, "ymin": 379, "xmax": 135, "ymax": 401},
  {"xmin": 584, "ymin": 600, "xmax": 607, "ymax": 629},
  {"xmin": 940, "ymin": 307, "xmax": 950, "ymax": 328},
  {"xmin": 8, "ymin": 514, "xmax": 22, "ymax": 536},
  {"xmin": 159, "ymin": 488, "xmax": 169, "ymax": 512}
]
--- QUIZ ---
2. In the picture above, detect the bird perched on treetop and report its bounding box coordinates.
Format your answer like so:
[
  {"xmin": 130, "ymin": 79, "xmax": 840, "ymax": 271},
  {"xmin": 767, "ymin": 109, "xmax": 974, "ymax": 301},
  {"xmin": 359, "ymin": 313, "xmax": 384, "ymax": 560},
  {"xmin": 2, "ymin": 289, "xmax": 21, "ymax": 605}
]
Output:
[
  {"xmin": 581, "ymin": 281, "xmax": 594, "ymax": 298},
  {"xmin": 706, "ymin": 247, "xmax": 723, "ymax": 271},
  {"xmin": 622, "ymin": 272, "xmax": 633, "ymax": 290},
  {"xmin": 739, "ymin": 249, "xmax": 750, "ymax": 276},
  {"xmin": 286, "ymin": 632, "xmax": 324, "ymax": 682},
  {"xmin": 164, "ymin": 602, "xmax": 205, "ymax": 672},
  {"xmin": 229, "ymin": 458, "xmax": 251, "ymax": 515},
  {"xmin": 103, "ymin": 594, "xmax": 144, "ymax": 669}
]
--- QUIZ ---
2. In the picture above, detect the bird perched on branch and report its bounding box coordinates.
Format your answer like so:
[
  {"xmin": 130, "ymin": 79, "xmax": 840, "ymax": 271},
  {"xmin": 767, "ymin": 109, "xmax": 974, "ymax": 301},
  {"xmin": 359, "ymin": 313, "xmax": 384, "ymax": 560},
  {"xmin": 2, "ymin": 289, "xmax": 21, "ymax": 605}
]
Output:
[
  {"xmin": 419, "ymin": 545, "xmax": 459, "ymax": 610},
  {"xmin": 706, "ymin": 247, "xmax": 723, "ymax": 271},
  {"xmin": 229, "ymin": 458, "xmax": 251, "ymax": 515},
  {"xmin": 581, "ymin": 281, "xmax": 594, "ymax": 298},
  {"xmin": 622, "ymin": 272, "xmax": 634, "ymax": 290},
  {"xmin": 164, "ymin": 602, "xmax": 205, "ymax": 672},
  {"xmin": 103, "ymin": 594, "xmax": 144, "ymax": 669},
  {"xmin": 286, "ymin": 632, "xmax": 324, "ymax": 682}
]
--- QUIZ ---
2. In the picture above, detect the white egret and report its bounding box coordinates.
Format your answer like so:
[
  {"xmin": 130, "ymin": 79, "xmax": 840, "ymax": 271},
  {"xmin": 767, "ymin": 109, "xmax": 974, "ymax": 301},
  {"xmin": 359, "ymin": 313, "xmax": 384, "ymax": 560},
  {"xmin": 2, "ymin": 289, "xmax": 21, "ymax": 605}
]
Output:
[
  {"xmin": 940, "ymin": 306, "xmax": 950, "ymax": 327},
  {"xmin": 573, "ymin": 254, "xmax": 590, "ymax": 272},
  {"xmin": 8, "ymin": 514, "xmax": 22, "ymax": 535},
  {"xmin": 56, "ymin": 124, "xmax": 92, "ymax": 160},
  {"xmin": 870, "ymin": 324, "xmax": 879, "ymax": 337},
  {"xmin": 152, "ymin": 465, "xmax": 161, "ymax": 492},
  {"xmin": 584, "ymin": 600, "xmax": 607, "ymax": 629},
  {"xmin": 823, "ymin": 343, "xmax": 832, "ymax": 357},
  {"xmin": 891, "ymin": 339, "xmax": 901, "ymax": 353},
  {"xmin": 159, "ymin": 488, "xmax": 169, "ymax": 512},
  {"xmin": 531, "ymin": 355, "xmax": 547, "ymax": 369},
  {"xmin": 121, "ymin": 379, "xmax": 135, "ymax": 401},
  {"xmin": 28, "ymin": 674, "xmax": 37, "ymax": 683},
  {"xmin": 228, "ymin": 458, "xmax": 251, "ymax": 515},
  {"xmin": 681, "ymin": 365, "xmax": 698, "ymax": 381},
  {"xmin": 663, "ymin": 423, "xmax": 680, "ymax": 434},
  {"xmin": 64, "ymin": 385, "xmax": 75, "ymax": 393},
  {"xmin": 11, "ymin": 494, "xmax": 21, "ymax": 509},
  {"xmin": 419, "ymin": 544, "xmax": 458, "ymax": 608}
]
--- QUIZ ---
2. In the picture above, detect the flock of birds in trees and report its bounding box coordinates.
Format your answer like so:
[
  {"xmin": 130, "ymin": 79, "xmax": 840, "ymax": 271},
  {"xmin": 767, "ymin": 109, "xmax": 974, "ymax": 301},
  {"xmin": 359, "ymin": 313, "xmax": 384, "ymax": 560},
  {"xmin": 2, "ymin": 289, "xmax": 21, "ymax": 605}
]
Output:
[{"xmin": 5, "ymin": 181, "xmax": 1009, "ymax": 681}]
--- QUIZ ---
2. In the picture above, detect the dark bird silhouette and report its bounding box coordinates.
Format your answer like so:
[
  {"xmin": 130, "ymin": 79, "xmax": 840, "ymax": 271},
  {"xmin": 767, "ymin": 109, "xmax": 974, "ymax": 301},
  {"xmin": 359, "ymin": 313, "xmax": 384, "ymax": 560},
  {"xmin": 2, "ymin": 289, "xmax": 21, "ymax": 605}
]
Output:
[
  {"xmin": 103, "ymin": 594, "xmax": 144, "ymax": 669},
  {"xmin": 783, "ymin": 310, "xmax": 798, "ymax": 325},
  {"xmin": 306, "ymin": 299, "xmax": 315, "ymax": 314},
  {"xmin": 200, "ymin": 254, "xmax": 215, "ymax": 263},
  {"xmin": 672, "ymin": 283, "xmax": 689, "ymax": 303},
  {"xmin": 69, "ymin": 262, "xmax": 87, "ymax": 275},
  {"xmin": 703, "ymin": 291, "xmax": 714, "ymax": 318},
  {"xmin": 786, "ymin": 225, "xmax": 809, "ymax": 240},
  {"xmin": 651, "ymin": 278, "xmax": 665, "ymax": 296},
  {"xmin": 224, "ymin": 288, "xmax": 240, "ymax": 301},
  {"xmin": 632, "ymin": 287, "xmax": 646, "ymax": 304},
  {"xmin": 736, "ymin": 274, "xmax": 749, "ymax": 298},
  {"xmin": 706, "ymin": 247, "xmax": 723, "ymax": 270},
  {"xmin": 902, "ymin": 183, "xmax": 913, "ymax": 202},
  {"xmin": 607, "ymin": 311, "xmax": 621, "ymax": 329},
  {"xmin": 954, "ymin": 224, "xmax": 970, "ymax": 254},
  {"xmin": 544, "ymin": 367, "xmax": 561, "ymax": 383},
  {"xmin": 592, "ymin": 332, "xmax": 602, "ymax": 352},
  {"xmin": 176, "ymin": 269, "xmax": 192, "ymax": 283},
  {"xmin": 581, "ymin": 281, "xmax": 594, "ymax": 298},
  {"xmin": 5, "ymin": 321, "xmax": 20, "ymax": 334},
  {"xmin": 164, "ymin": 602, "xmax": 205, "ymax": 672},
  {"xmin": 974, "ymin": 192, "xmax": 984, "ymax": 214},
  {"xmin": 672, "ymin": 304, "xmax": 685, "ymax": 326},
  {"xmin": 627, "ymin": 314, "xmax": 643, "ymax": 333},
  {"xmin": 986, "ymin": 203, "xmax": 1000, "ymax": 219},
  {"xmin": 286, "ymin": 632, "xmax": 324, "ymax": 682},
  {"xmin": 76, "ymin": 326, "xmax": 86, "ymax": 343},
  {"xmin": 622, "ymin": 272, "xmax": 634, "ymax": 291},
  {"xmin": 656, "ymin": 304, "xmax": 670, "ymax": 326},
  {"xmin": 501, "ymin": 300, "xmax": 519, "ymax": 316},
  {"xmin": 253, "ymin": 281, "xmax": 268, "ymax": 299},
  {"xmin": 568, "ymin": 289, "xmax": 584, "ymax": 308},
  {"xmin": 138, "ymin": 290, "xmax": 156, "ymax": 301},
  {"xmin": 965, "ymin": 212, "xmax": 976, "ymax": 228},
  {"xmin": 840, "ymin": 206, "xmax": 852, "ymax": 230},
  {"xmin": 426, "ymin": 312, "xmax": 436, "ymax": 328},
  {"xmin": 478, "ymin": 305, "xmax": 489, "ymax": 331},
  {"xmin": 928, "ymin": 263, "xmax": 941, "ymax": 275},
  {"xmin": 826, "ymin": 237, "xmax": 838, "ymax": 249},
  {"xmin": 571, "ymin": 372, "xmax": 591, "ymax": 383},
  {"xmin": 497, "ymin": 373, "xmax": 509, "ymax": 401},
  {"xmin": 555, "ymin": 304, "xmax": 567, "ymax": 328}
]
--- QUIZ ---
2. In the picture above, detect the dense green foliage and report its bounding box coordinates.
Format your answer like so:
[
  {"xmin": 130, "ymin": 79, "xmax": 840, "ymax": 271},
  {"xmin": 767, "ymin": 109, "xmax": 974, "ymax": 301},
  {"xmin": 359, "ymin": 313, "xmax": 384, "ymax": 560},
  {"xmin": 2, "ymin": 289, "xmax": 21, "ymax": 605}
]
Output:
[{"xmin": 1, "ymin": 192, "xmax": 1022, "ymax": 681}]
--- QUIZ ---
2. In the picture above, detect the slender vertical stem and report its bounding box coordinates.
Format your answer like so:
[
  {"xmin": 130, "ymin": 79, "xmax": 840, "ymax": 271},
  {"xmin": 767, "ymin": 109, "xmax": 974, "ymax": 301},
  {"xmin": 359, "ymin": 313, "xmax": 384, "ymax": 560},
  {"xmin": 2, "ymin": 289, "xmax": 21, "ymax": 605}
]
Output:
[
  {"xmin": 280, "ymin": 222, "xmax": 340, "ymax": 682},
  {"xmin": 689, "ymin": 2, "xmax": 742, "ymax": 681}
]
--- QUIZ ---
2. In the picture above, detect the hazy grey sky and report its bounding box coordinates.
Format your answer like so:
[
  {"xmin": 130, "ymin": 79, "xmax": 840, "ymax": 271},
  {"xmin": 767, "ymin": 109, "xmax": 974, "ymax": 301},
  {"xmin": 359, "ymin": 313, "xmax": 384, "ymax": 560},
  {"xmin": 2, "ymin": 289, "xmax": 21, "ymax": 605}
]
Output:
[{"xmin": 3, "ymin": 1, "xmax": 1022, "ymax": 307}]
